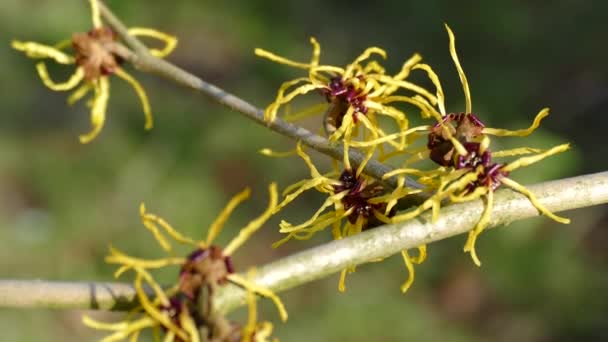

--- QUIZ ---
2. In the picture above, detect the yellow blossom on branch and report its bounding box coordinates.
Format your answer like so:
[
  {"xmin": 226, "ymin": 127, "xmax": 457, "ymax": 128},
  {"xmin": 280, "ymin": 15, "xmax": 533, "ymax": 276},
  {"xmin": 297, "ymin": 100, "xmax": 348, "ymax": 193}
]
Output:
[
  {"xmin": 272, "ymin": 142, "xmax": 426, "ymax": 293},
  {"xmin": 398, "ymin": 24, "xmax": 552, "ymax": 165},
  {"xmin": 11, "ymin": 0, "xmax": 177, "ymax": 143},
  {"xmin": 388, "ymin": 143, "xmax": 571, "ymax": 266},
  {"xmin": 256, "ymin": 37, "xmax": 440, "ymax": 164},
  {"xmin": 83, "ymin": 183, "xmax": 287, "ymax": 341}
]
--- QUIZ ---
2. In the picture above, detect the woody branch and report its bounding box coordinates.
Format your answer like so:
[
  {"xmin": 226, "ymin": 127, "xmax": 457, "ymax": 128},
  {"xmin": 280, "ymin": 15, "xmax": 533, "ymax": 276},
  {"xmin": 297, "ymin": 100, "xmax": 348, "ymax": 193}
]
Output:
[{"xmin": 1, "ymin": 171, "xmax": 606, "ymax": 312}]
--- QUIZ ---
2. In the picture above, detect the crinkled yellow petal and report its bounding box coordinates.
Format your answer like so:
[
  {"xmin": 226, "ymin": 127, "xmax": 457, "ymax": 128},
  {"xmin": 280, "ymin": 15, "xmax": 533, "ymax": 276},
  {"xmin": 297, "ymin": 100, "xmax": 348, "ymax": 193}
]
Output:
[
  {"xmin": 114, "ymin": 68, "xmax": 153, "ymax": 130},
  {"xmin": 365, "ymin": 102, "xmax": 406, "ymax": 122},
  {"xmin": 492, "ymin": 147, "xmax": 543, "ymax": 158},
  {"xmin": 411, "ymin": 245, "xmax": 427, "ymax": 264},
  {"xmin": 391, "ymin": 169, "xmax": 480, "ymax": 223},
  {"xmin": 53, "ymin": 39, "xmax": 72, "ymax": 50},
  {"xmin": 224, "ymin": 183, "xmax": 278, "ymax": 255},
  {"xmin": 483, "ymin": 108, "xmax": 549, "ymax": 137},
  {"xmin": 206, "ymin": 187, "xmax": 251, "ymax": 245},
  {"xmin": 79, "ymin": 77, "xmax": 110, "ymax": 144},
  {"xmin": 12, "ymin": 40, "xmax": 75, "ymax": 64},
  {"xmin": 309, "ymin": 65, "xmax": 345, "ymax": 79},
  {"xmin": 378, "ymin": 95, "xmax": 440, "ymax": 121},
  {"xmin": 463, "ymin": 190, "xmax": 494, "ymax": 267},
  {"xmin": 363, "ymin": 103, "xmax": 409, "ymax": 150},
  {"xmin": 139, "ymin": 203, "xmax": 197, "ymax": 252},
  {"xmin": 82, "ymin": 315, "xmax": 130, "ymax": 331},
  {"xmin": 393, "ymin": 53, "xmax": 423, "ymax": 82},
  {"xmin": 105, "ymin": 246, "xmax": 185, "ymax": 278},
  {"xmin": 344, "ymin": 47, "xmax": 386, "ymax": 78},
  {"xmin": 337, "ymin": 219, "xmax": 364, "ymax": 292},
  {"xmin": 501, "ymin": 177, "xmax": 570, "ymax": 224},
  {"xmin": 308, "ymin": 37, "xmax": 321, "ymax": 66},
  {"xmin": 253, "ymin": 322, "xmax": 275, "ymax": 342},
  {"xmin": 338, "ymin": 269, "xmax": 348, "ymax": 292},
  {"xmin": 382, "ymin": 166, "xmax": 445, "ymax": 180},
  {"xmin": 279, "ymin": 191, "xmax": 347, "ymax": 233},
  {"xmin": 35, "ymin": 63, "xmax": 83, "ymax": 91},
  {"xmin": 302, "ymin": 209, "xmax": 352, "ymax": 236},
  {"xmin": 127, "ymin": 27, "xmax": 178, "ymax": 58},
  {"xmin": 363, "ymin": 60, "xmax": 386, "ymax": 74},
  {"xmin": 349, "ymin": 125, "xmax": 429, "ymax": 148},
  {"xmin": 83, "ymin": 315, "xmax": 157, "ymax": 342},
  {"xmin": 413, "ymin": 94, "xmax": 444, "ymax": 120},
  {"xmin": 227, "ymin": 273, "xmax": 288, "ymax": 322},
  {"xmin": 163, "ymin": 331, "xmax": 175, "ymax": 342},
  {"xmin": 328, "ymin": 106, "xmax": 355, "ymax": 144},
  {"xmin": 502, "ymin": 143, "xmax": 570, "ymax": 172},
  {"xmin": 274, "ymin": 210, "xmax": 351, "ymax": 247},
  {"xmin": 242, "ymin": 269, "xmax": 259, "ymax": 340},
  {"xmin": 178, "ymin": 304, "xmax": 200, "ymax": 342},
  {"xmin": 384, "ymin": 176, "xmax": 407, "ymax": 214},
  {"xmin": 275, "ymin": 177, "xmax": 327, "ymax": 215},
  {"xmin": 255, "ymin": 48, "xmax": 312, "ymax": 69},
  {"xmin": 450, "ymin": 186, "xmax": 487, "ymax": 203},
  {"xmin": 413, "ymin": 63, "xmax": 446, "ymax": 116},
  {"xmin": 67, "ymin": 82, "xmax": 93, "ymax": 105},
  {"xmin": 89, "ymin": 0, "xmax": 102, "ymax": 28},
  {"xmin": 134, "ymin": 269, "xmax": 188, "ymax": 340},
  {"xmin": 400, "ymin": 249, "xmax": 416, "ymax": 293},
  {"xmin": 449, "ymin": 135, "xmax": 469, "ymax": 157},
  {"xmin": 352, "ymin": 115, "xmax": 379, "ymax": 176},
  {"xmin": 265, "ymin": 80, "xmax": 324, "ymax": 122},
  {"xmin": 445, "ymin": 23, "xmax": 471, "ymax": 114},
  {"xmin": 296, "ymin": 141, "xmax": 326, "ymax": 179},
  {"xmin": 372, "ymin": 75, "xmax": 438, "ymax": 106}
]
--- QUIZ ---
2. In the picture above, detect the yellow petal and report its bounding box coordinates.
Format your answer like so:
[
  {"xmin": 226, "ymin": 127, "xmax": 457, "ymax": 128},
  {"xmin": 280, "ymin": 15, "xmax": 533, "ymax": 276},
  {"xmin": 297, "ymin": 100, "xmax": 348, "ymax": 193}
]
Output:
[
  {"xmin": 445, "ymin": 23, "xmax": 471, "ymax": 114},
  {"xmin": 128, "ymin": 27, "xmax": 178, "ymax": 58},
  {"xmin": 35, "ymin": 63, "xmax": 83, "ymax": 91}
]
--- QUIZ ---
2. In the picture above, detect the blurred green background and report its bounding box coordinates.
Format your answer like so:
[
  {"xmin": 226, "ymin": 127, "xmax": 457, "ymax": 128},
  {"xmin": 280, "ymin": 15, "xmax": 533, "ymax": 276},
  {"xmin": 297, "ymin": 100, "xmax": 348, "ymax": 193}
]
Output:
[{"xmin": 1, "ymin": 0, "xmax": 607, "ymax": 341}]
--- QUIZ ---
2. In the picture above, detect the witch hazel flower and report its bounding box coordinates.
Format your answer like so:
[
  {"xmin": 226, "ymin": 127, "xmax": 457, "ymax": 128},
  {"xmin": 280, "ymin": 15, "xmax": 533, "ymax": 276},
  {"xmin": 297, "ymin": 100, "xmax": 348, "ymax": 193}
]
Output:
[
  {"xmin": 83, "ymin": 184, "xmax": 287, "ymax": 341},
  {"xmin": 270, "ymin": 142, "xmax": 426, "ymax": 293},
  {"xmin": 256, "ymin": 37, "xmax": 439, "ymax": 164},
  {"xmin": 384, "ymin": 24, "xmax": 570, "ymax": 266},
  {"xmin": 11, "ymin": 0, "xmax": 177, "ymax": 143}
]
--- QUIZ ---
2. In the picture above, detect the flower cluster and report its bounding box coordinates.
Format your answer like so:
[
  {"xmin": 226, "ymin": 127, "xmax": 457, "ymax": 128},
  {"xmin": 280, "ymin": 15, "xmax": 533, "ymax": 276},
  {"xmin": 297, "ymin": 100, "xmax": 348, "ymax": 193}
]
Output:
[
  {"xmin": 15, "ymin": 1, "xmax": 573, "ymax": 337},
  {"xmin": 385, "ymin": 25, "xmax": 570, "ymax": 266},
  {"xmin": 83, "ymin": 184, "xmax": 287, "ymax": 342},
  {"xmin": 266, "ymin": 142, "xmax": 427, "ymax": 293},
  {"xmin": 257, "ymin": 23, "xmax": 570, "ymax": 293},
  {"xmin": 11, "ymin": 0, "xmax": 177, "ymax": 143},
  {"xmin": 256, "ymin": 37, "xmax": 437, "ymax": 170}
]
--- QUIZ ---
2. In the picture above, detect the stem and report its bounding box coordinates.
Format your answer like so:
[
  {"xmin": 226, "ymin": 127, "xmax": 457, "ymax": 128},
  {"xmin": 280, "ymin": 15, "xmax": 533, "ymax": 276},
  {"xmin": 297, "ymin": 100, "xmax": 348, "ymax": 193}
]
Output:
[
  {"xmin": 1, "ymin": 172, "xmax": 606, "ymax": 312},
  {"xmin": 0, "ymin": 280, "xmax": 142, "ymax": 311},
  {"xmin": 95, "ymin": 1, "xmax": 423, "ymax": 194}
]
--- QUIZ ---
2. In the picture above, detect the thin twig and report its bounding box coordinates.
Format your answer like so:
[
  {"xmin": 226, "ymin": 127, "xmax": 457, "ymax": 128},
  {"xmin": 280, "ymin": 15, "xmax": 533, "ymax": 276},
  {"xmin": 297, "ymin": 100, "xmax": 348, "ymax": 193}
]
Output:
[
  {"xmin": 1, "ymin": 172, "xmax": 606, "ymax": 312},
  {"xmin": 96, "ymin": 1, "xmax": 424, "ymax": 196},
  {"xmin": 0, "ymin": 280, "xmax": 142, "ymax": 311}
]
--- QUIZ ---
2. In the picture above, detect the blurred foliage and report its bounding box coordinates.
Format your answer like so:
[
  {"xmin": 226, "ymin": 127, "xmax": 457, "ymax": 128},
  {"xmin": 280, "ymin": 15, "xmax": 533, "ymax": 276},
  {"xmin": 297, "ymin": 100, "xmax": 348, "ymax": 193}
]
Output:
[{"xmin": 1, "ymin": 0, "xmax": 607, "ymax": 341}]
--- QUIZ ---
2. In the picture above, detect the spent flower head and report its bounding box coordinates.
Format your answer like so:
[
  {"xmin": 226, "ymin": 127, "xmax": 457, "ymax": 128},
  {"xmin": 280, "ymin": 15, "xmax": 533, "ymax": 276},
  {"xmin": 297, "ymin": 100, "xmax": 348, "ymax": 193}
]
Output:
[
  {"xmin": 11, "ymin": 0, "xmax": 177, "ymax": 143},
  {"xmin": 83, "ymin": 183, "xmax": 287, "ymax": 341}
]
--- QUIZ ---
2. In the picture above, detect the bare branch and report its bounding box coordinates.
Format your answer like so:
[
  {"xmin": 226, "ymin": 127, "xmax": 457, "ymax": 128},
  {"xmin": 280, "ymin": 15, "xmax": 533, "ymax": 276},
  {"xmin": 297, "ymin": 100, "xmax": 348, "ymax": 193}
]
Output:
[
  {"xmin": 1, "ymin": 172, "xmax": 606, "ymax": 312},
  {"xmin": 0, "ymin": 280, "xmax": 143, "ymax": 311}
]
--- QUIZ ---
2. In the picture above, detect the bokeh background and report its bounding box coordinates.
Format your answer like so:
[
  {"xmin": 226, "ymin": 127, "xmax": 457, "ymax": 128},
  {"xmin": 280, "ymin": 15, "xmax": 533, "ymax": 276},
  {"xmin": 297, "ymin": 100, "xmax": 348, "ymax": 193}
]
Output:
[{"xmin": 1, "ymin": 0, "xmax": 607, "ymax": 341}]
